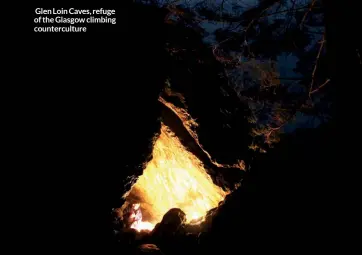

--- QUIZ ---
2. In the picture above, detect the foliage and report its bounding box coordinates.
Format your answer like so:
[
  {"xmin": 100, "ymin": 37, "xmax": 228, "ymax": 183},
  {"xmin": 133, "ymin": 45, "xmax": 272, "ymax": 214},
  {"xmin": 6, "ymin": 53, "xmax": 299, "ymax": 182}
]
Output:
[{"xmin": 137, "ymin": 0, "xmax": 332, "ymax": 153}]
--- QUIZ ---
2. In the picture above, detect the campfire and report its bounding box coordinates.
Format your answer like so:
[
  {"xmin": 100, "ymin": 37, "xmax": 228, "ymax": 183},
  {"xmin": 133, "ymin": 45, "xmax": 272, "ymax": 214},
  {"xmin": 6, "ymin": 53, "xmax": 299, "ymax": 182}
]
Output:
[{"xmin": 118, "ymin": 96, "xmax": 243, "ymax": 233}]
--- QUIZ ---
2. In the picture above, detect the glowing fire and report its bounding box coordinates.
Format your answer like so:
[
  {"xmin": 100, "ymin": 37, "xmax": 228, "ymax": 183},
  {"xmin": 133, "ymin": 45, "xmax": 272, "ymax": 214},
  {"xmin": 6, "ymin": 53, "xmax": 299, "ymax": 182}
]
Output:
[
  {"xmin": 124, "ymin": 124, "xmax": 228, "ymax": 232},
  {"xmin": 129, "ymin": 204, "xmax": 155, "ymax": 232}
]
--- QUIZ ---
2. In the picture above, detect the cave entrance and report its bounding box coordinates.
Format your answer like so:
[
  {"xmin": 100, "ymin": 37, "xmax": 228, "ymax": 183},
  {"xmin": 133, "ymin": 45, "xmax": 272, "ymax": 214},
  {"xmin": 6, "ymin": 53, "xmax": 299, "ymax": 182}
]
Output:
[{"xmin": 119, "ymin": 122, "xmax": 228, "ymax": 232}]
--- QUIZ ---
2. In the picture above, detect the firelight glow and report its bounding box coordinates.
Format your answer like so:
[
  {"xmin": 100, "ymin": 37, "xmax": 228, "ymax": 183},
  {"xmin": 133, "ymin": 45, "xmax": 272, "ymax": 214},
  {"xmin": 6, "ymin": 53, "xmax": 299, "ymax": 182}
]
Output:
[{"xmin": 124, "ymin": 124, "xmax": 228, "ymax": 232}]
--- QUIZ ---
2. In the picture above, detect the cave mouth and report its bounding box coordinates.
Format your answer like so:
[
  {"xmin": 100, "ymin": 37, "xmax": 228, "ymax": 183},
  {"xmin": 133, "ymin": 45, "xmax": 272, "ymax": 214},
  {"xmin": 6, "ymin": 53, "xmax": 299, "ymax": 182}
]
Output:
[{"xmin": 119, "ymin": 123, "xmax": 229, "ymax": 232}]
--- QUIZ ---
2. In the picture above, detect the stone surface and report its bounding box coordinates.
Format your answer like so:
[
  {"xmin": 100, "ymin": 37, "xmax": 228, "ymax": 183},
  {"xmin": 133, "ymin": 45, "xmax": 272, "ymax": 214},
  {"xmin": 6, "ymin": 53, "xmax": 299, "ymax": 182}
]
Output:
[
  {"xmin": 152, "ymin": 208, "xmax": 186, "ymax": 237},
  {"xmin": 136, "ymin": 244, "xmax": 164, "ymax": 254}
]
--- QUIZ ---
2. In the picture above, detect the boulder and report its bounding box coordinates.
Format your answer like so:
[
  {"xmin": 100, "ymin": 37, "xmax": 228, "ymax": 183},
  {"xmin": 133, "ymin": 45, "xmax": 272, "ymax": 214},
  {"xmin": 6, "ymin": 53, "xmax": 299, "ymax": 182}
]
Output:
[
  {"xmin": 152, "ymin": 208, "xmax": 186, "ymax": 238},
  {"xmin": 136, "ymin": 244, "xmax": 164, "ymax": 255}
]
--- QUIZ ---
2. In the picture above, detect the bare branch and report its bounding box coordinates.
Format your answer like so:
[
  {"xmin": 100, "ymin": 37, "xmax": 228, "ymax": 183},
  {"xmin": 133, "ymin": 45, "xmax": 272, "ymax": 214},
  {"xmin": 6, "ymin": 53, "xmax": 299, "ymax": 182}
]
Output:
[
  {"xmin": 260, "ymin": 5, "xmax": 310, "ymax": 18},
  {"xmin": 310, "ymin": 78, "xmax": 331, "ymax": 94},
  {"xmin": 309, "ymin": 34, "xmax": 325, "ymax": 98},
  {"xmin": 300, "ymin": 0, "xmax": 316, "ymax": 29}
]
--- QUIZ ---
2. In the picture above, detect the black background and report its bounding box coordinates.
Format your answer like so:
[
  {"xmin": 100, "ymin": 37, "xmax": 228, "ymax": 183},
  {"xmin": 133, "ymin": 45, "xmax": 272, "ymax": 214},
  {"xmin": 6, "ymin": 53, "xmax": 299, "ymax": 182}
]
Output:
[{"xmin": 23, "ymin": 3, "xmax": 167, "ymax": 252}]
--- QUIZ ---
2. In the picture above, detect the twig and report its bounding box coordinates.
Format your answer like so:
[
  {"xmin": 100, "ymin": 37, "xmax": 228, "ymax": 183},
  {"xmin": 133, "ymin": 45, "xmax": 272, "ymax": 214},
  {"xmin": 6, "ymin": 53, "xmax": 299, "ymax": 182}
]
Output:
[
  {"xmin": 242, "ymin": 3, "xmax": 280, "ymax": 58},
  {"xmin": 265, "ymin": 121, "xmax": 285, "ymax": 143},
  {"xmin": 309, "ymin": 34, "xmax": 325, "ymax": 98},
  {"xmin": 259, "ymin": 5, "xmax": 311, "ymax": 19},
  {"xmin": 210, "ymin": 4, "xmax": 310, "ymax": 52},
  {"xmin": 214, "ymin": 1, "xmax": 283, "ymax": 44},
  {"xmin": 310, "ymin": 78, "xmax": 331, "ymax": 94},
  {"xmin": 300, "ymin": 0, "xmax": 316, "ymax": 29},
  {"xmin": 225, "ymin": 5, "xmax": 309, "ymax": 34}
]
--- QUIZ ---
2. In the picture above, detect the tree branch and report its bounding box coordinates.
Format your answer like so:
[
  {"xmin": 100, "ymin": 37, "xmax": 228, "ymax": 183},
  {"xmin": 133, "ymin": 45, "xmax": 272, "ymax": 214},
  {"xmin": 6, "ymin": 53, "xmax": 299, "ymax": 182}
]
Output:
[
  {"xmin": 300, "ymin": 0, "xmax": 316, "ymax": 29},
  {"xmin": 309, "ymin": 34, "xmax": 325, "ymax": 98},
  {"xmin": 310, "ymin": 78, "xmax": 330, "ymax": 94}
]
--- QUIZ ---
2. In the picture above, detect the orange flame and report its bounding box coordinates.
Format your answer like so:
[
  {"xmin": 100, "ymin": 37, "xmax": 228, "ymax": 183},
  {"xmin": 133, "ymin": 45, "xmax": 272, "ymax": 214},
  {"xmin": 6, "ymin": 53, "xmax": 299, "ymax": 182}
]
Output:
[
  {"xmin": 123, "ymin": 124, "xmax": 228, "ymax": 231},
  {"xmin": 129, "ymin": 203, "xmax": 154, "ymax": 232}
]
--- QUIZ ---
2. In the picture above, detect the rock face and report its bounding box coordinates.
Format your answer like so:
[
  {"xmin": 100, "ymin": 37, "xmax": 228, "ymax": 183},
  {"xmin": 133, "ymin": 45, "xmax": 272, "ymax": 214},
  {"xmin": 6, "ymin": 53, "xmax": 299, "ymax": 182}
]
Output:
[
  {"xmin": 152, "ymin": 208, "xmax": 186, "ymax": 238},
  {"xmin": 150, "ymin": 208, "xmax": 186, "ymax": 254},
  {"xmin": 160, "ymin": 99, "xmax": 245, "ymax": 190},
  {"xmin": 150, "ymin": 208, "xmax": 201, "ymax": 255},
  {"xmin": 136, "ymin": 244, "xmax": 164, "ymax": 255}
]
